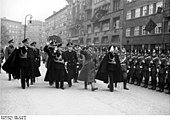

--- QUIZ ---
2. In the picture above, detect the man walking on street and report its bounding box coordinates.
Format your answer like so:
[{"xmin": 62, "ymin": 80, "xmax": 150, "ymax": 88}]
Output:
[
  {"xmin": 19, "ymin": 38, "xmax": 33, "ymax": 89},
  {"xmin": 63, "ymin": 42, "xmax": 78, "ymax": 87},
  {"xmin": 5, "ymin": 39, "xmax": 15, "ymax": 80}
]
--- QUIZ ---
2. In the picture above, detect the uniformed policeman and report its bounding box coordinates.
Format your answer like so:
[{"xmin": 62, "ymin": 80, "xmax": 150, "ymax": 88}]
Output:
[
  {"xmin": 165, "ymin": 58, "xmax": 170, "ymax": 94},
  {"xmin": 30, "ymin": 42, "xmax": 41, "ymax": 85},
  {"xmin": 120, "ymin": 48, "xmax": 129, "ymax": 90},
  {"xmin": 150, "ymin": 52, "xmax": 158, "ymax": 90},
  {"xmin": 19, "ymin": 38, "xmax": 33, "ymax": 89},
  {"xmin": 63, "ymin": 42, "xmax": 78, "ymax": 87},
  {"xmin": 5, "ymin": 39, "xmax": 15, "ymax": 80},
  {"xmin": 157, "ymin": 54, "xmax": 166, "ymax": 92}
]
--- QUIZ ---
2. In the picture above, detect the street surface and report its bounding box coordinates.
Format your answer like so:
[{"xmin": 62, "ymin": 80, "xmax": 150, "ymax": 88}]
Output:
[{"xmin": 0, "ymin": 63, "xmax": 170, "ymax": 115}]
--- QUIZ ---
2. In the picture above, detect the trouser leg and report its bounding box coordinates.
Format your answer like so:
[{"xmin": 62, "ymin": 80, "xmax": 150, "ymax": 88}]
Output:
[
  {"xmin": 59, "ymin": 70, "xmax": 64, "ymax": 89},
  {"xmin": 108, "ymin": 71, "xmax": 114, "ymax": 92},
  {"xmin": 8, "ymin": 73, "xmax": 11, "ymax": 80}
]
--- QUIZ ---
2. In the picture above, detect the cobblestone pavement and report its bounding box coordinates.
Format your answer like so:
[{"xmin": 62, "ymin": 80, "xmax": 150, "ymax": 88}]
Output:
[{"xmin": 0, "ymin": 64, "xmax": 170, "ymax": 115}]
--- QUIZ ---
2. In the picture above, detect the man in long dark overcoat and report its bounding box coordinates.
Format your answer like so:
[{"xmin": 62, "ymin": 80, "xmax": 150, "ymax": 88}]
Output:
[
  {"xmin": 63, "ymin": 42, "xmax": 78, "ymax": 87},
  {"xmin": 95, "ymin": 46, "xmax": 123, "ymax": 92},
  {"xmin": 5, "ymin": 39, "xmax": 15, "ymax": 80},
  {"xmin": 30, "ymin": 42, "xmax": 41, "ymax": 85},
  {"xmin": 19, "ymin": 38, "xmax": 34, "ymax": 89}
]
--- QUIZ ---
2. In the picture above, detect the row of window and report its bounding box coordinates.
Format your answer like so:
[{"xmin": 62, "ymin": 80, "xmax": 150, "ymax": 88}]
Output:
[
  {"xmin": 126, "ymin": 1, "xmax": 163, "ymax": 20},
  {"xmin": 126, "ymin": 23, "xmax": 163, "ymax": 37},
  {"xmin": 94, "ymin": 3, "xmax": 111, "ymax": 13},
  {"xmin": 86, "ymin": 18, "xmax": 120, "ymax": 34},
  {"xmin": 8, "ymin": 30, "xmax": 19, "ymax": 34},
  {"xmin": 94, "ymin": 0, "xmax": 104, "ymax": 4}
]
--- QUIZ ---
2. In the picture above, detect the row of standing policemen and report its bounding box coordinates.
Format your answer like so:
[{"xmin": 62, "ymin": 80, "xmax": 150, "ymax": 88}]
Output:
[{"xmin": 126, "ymin": 49, "xmax": 170, "ymax": 94}]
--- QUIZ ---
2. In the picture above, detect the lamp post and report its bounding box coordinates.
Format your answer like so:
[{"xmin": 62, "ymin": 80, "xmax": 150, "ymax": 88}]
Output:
[{"xmin": 24, "ymin": 14, "xmax": 33, "ymax": 40}]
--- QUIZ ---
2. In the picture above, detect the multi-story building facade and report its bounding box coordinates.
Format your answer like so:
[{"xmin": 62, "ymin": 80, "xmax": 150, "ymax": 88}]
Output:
[
  {"xmin": 123, "ymin": 0, "xmax": 170, "ymax": 52},
  {"xmin": 45, "ymin": 5, "xmax": 70, "ymax": 46},
  {"xmin": 1, "ymin": 17, "xmax": 22, "ymax": 46},
  {"xmin": 67, "ymin": 0, "xmax": 124, "ymax": 48},
  {"xmin": 26, "ymin": 20, "xmax": 46, "ymax": 48}
]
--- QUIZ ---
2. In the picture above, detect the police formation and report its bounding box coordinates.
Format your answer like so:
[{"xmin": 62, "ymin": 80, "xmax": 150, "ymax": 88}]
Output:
[
  {"xmin": 126, "ymin": 49, "xmax": 170, "ymax": 94},
  {"xmin": 1, "ymin": 37, "xmax": 170, "ymax": 94}
]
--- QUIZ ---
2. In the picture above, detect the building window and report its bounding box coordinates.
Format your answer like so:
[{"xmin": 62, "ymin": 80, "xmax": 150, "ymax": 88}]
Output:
[
  {"xmin": 115, "ymin": 19, "xmax": 120, "ymax": 29},
  {"xmin": 113, "ymin": 0, "xmax": 120, "ymax": 12},
  {"xmin": 135, "ymin": 8, "xmax": 140, "ymax": 18},
  {"xmin": 142, "ymin": 6, "xmax": 147, "ymax": 16},
  {"xmin": 102, "ymin": 20, "xmax": 110, "ymax": 31},
  {"xmin": 94, "ymin": 23, "xmax": 100, "ymax": 33},
  {"xmin": 168, "ymin": 21, "xmax": 170, "ymax": 32},
  {"xmin": 126, "ymin": 11, "xmax": 131, "ymax": 20},
  {"xmin": 102, "ymin": 36, "xmax": 109, "ymax": 44},
  {"xmin": 134, "ymin": 26, "xmax": 139, "ymax": 36},
  {"xmin": 93, "ymin": 37, "xmax": 100, "ymax": 44},
  {"xmin": 156, "ymin": 1, "xmax": 163, "ymax": 13},
  {"xmin": 87, "ymin": 24, "xmax": 92, "ymax": 34},
  {"xmin": 126, "ymin": 28, "xmax": 130, "ymax": 37},
  {"xmin": 142, "ymin": 25, "xmax": 146, "ymax": 35},
  {"xmin": 155, "ymin": 23, "xmax": 162, "ymax": 34},
  {"xmin": 149, "ymin": 4, "xmax": 153, "ymax": 15}
]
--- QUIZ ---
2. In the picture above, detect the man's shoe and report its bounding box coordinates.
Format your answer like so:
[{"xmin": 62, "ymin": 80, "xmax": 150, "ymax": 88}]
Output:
[
  {"xmin": 92, "ymin": 87, "xmax": 98, "ymax": 91},
  {"xmin": 60, "ymin": 87, "xmax": 64, "ymax": 90},
  {"xmin": 124, "ymin": 88, "xmax": 129, "ymax": 90},
  {"xmin": 73, "ymin": 80, "xmax": 78, "ymax": 83},
  {"xmin": 49, "ymin": 81, "xmax": 54, "ymax": 86}
]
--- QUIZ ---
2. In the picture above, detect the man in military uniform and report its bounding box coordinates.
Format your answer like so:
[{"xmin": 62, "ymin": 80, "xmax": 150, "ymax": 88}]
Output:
[
  {"xmin": 63, "ymin": 42, "xmax": 78, "ymax": 87},
  {"xmin": 141, "ymin": 52, "xmax": 151, "ymax": 88},
  {"xmin": 165, "ymin": 57, "xmax": 170, "ymax": 94},
  {"xmin": 149, "ymin": 50, "xmax": 158, "ymax": 90},
  {"xmin": 30, "ymin": 42, "xmax": 41, "ymax": 85},
  {"xmin": 119, "ymin": 48, "xmax": 129, "ymax": 90},
  {"xmin": 0, "ymin": 48, "xmax": 4, "ymax": 73},
  {"xmin": 5, "ymin": 39, "xmax": 15, "ymax": 80},
  {"xmin": 19, "ymin": 38, "xmax": 33, "ymax": 89},
  {"xmin": 157, "ymin": 53, "xmax": 166, "ymax": 92}
]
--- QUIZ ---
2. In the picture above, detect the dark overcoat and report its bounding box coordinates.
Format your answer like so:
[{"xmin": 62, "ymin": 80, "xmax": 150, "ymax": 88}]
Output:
[
  {"xmin": 44, "ymin": 45, "xmax": 67, "ymax": 82},
  {"xmin": 2, "ymin": 49, "xmax": 20, "ymax": 79},
  {"xmin": 95, "ymin": 52, "xmax": 123, "ymax": 83}
]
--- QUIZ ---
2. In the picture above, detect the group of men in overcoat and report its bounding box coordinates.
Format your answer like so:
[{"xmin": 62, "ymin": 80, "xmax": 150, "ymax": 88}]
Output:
[
  {"xmin": 43, "ymin": 39, "xmax": 79, "ymax": 89},
  {"xmin": 2, "ymin": 38, "xmax": 41, "ymax": 89}
]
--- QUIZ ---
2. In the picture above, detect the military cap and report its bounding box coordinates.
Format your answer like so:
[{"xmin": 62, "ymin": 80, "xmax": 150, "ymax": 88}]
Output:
[
  {"xmin": 22, "ymin": 38, "xmax": 28, "ymax": 43},
  {"xmin": 8, "ymin": 39, "xmax": 14, "ymax": 43},
  {"xmin": 57, "ymin": 43, "xmax": 62, "ymax": 47},
  {"xmin": 30, "ymin": 42, "xmax": 36, "ymax": 46},
  {"xmin": 66, "ymin": 42, "xmax": 73, "ymax": 47}
]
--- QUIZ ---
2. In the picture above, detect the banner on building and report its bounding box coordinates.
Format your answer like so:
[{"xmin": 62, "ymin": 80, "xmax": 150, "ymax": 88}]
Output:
[
  {"xmin": 145, "ymin": 19, "xmax": 157, "ymax": 33},
  {"xmin": 91, "ymin": 9, "xmax": 108, "ymax": 23}
]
